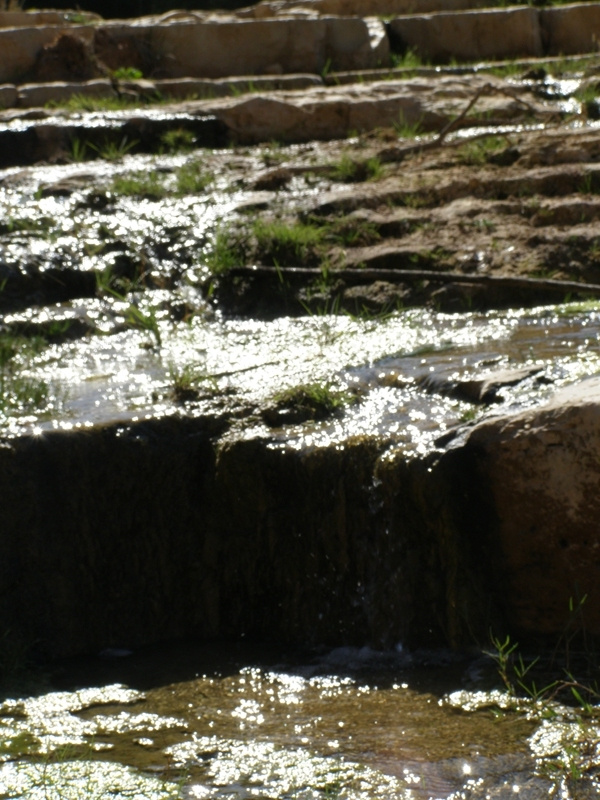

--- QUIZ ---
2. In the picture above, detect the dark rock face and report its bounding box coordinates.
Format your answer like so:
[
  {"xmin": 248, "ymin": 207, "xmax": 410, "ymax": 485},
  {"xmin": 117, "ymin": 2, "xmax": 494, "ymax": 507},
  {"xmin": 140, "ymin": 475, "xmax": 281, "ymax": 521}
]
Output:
[
  {"xmin": 33, "ymin": 33, "xmax": 106, "ymax": 82},
  {"xmin": 2, "ymin": 377, "xmax": 600, "ymax": 661},
  {"xmin": 461, "ymin": 377, "xmax": 600, "ymax": 640},
  {"xmin": 0, "ymin": 417, "xmax": 496, "ymax": 660}
]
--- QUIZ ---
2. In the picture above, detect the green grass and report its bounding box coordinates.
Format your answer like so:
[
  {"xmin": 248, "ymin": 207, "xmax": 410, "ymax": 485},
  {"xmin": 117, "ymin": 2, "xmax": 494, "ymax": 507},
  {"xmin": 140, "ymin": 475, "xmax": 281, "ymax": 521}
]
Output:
[
  {"xmin": 272, "ymin": 381, "xmax": 355, "ymax": 419},
  {"xmin": 0, "ymin": 334, "xmax": 52, "ymax": 418},
  {"xmin": 0, "ymin": 216, "xmax": 55, "ymax": 235},
  {"xmin": 252, "ymin": 218, "xmax": 326, "ymax": 263},
  {"xmin": 204, "ymin": 215, "xmax": 381, "ymax": 274},
  {"xmin": 457, "ymin": 135, "xmax": 507, "ymax": 166},
  {"xmin": 329, "ymin": 154, "xmax": 383, "ymax": 182},
  {"xmin": 175, "ymin": 160, "xmax": 213, "ymax": 194},
  {"xmin": 393, "ymin": 112, "xmax": 424, "ymax": 139},
  {"xmin": 88, "ymin": 136, "xmax": 138, "ymax": 161},
  {"xmin": 46, "ymin": 93, "xmax": 147, "ymax": 112},
  {"xmin": 390, "ymin": 47, "xmax": 428, "ymax": 72},
  {"xmin": 160, "ymin": 127, "xmax": 196, "ymax": 153},
  {"xmin": 111, "ymin": 170, "xmax": 168, "ymax": 200},
  {"xmin": 109, "ymin": 160, "xmax": 213, "ymax": 199},
  {"xmin": 204, "ymin": 225, "xmax": 243, "ymax": 275},
  {"xmin": 168, "ymin": 362, "xmax": 216, "ymax": 402}
]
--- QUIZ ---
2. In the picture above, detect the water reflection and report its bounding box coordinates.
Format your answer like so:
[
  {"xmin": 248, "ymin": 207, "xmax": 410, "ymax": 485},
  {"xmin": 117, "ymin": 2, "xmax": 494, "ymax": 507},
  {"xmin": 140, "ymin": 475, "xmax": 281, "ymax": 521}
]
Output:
[{"xmin": 2, "ymin": 644, "xmax": 598, "ymax": 799}]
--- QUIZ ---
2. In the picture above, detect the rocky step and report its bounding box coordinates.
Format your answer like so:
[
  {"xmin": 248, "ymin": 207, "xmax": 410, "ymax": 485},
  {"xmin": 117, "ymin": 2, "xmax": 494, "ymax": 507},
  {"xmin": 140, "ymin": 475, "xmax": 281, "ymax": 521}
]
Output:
[
  {"xmin": 2, "ymin": 373, "xmax": 600, "ymax": 658},
  {"xmin": 0, "ymin": 3, "xmax": 599, "ymax": 88},
  {"xmin": 0, "ymin": 72, "xmax": 571, "ymax": 166}
]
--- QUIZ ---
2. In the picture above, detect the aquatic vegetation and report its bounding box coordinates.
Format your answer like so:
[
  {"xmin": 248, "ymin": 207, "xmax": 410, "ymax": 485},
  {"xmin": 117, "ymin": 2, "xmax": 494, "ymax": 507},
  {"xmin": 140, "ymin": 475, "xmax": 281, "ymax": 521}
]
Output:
[
  {"xmin": 69, "ymin": 138, "xmax": 88, "ymax": 162},
  {"xmin": 389, "ymin": 47, "xmax": 428, "ymax": 72},
  {"xmin": 205, "ymin": 213, "xmax": 380, "ymax": 277},
  {"xmin": 109, "ymin": 160, "xmax": 213, "ymax": 201},
  {"xmin": 204, "ymin": 224, "xmax": 243, "ymax": 275},
  {"xmin": 122, "ymin": 303, "xmax": 162, "ymax": 348},
  {"xmin": 253, "ymin": 218, "xmax": 327, "ymax": 263},
  {"xmin": 46, "ymin": 94, "xmax": 142, "ymax": 112}
]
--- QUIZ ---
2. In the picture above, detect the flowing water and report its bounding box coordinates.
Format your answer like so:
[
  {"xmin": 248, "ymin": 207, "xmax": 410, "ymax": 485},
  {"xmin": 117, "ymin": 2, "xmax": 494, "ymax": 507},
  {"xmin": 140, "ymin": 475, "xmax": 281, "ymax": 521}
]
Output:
[
  {"xmin": 1, "ymin": 643, "xmax": 598, "ymax": 800},
  {"xmin": 3, "ymin": 72, "xmax": 600, "ymax": 799}
]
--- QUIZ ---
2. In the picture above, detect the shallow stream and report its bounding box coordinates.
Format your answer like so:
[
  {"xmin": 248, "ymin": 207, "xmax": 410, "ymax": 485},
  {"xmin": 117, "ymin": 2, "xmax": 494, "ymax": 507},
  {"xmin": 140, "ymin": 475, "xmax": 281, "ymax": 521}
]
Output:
[
  {"xmin": 1, "ymin": 644, "xmax": 598, "ymax": 800},
  {"xmin": 3, "ymin": 66, "xmax": 600, "ymax": 800}
]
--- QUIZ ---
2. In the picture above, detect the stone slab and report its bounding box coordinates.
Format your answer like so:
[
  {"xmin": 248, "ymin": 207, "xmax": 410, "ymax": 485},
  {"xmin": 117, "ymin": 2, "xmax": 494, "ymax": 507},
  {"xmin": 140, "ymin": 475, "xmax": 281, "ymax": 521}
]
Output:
[
  {"xmin": 0, "ymin": 25, "xmax": 94, "ymax": 84},
  {"xmin": 94, "ymin": 16, "xmax": 388, "ymax": 79},
  {"xmin": 17, "ymin": 79, "xmax": 115, "ymax": 109},
  {"xmin": 541, "ymin": 3, "xmax": 600, "ymax": 56},
  {"xmin": 388, "ymin": 7, "xmax": 543, "ymax": 62},
  {"xmin": 0, "ymin": 84, "xmax": 17, "ymax": 109},
  {"xmin": 243, "ymin": 0, "xmax": 492, "ymax": 18}
]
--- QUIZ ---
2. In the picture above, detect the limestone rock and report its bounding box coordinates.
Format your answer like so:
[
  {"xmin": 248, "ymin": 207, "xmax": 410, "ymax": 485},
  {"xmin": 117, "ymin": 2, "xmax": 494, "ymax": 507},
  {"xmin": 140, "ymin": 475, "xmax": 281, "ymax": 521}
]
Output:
[
  {"xmin": 94, "ymin": 16, "xmax": 387, "ymax": 80},
  {"xmin": 0, "ymin": 84, "xmax": 17, "ymax": 109},
  {"xmin": 202, "ymin": 80, "xmax": 446, "ymax": 143},
  {"xmin": 17, "ymin": 79, "xmax": 115, "ymax": 109},
  {"xmin": 463, "ymin": 376, "xmax": 600, "ymax": 637},
  {"xmin": 541, "ymin": 4, "xmax": 600, "ymax": 57},
  {"xmin": 388, "ymin": 7, "xmax": 542, "ymax": 62},
  {"xmin": 0, "ymin": 25, "xmax": 95, "ymax": 84},
  {"xmin": 32, "ymin": 31, "xmax": 105, "ymax": 83},
  {"xmin": 242, "ymin": 0, "xmax": 492, "ymax": 18}
]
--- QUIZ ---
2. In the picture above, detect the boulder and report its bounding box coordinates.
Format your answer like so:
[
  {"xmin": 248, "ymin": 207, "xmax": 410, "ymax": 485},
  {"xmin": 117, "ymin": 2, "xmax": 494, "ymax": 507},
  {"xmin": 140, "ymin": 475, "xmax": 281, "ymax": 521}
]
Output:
[
  {"xmin": 200, "ymin": 79, "xmax": 450, "ymax": 143},
  {"xmin": 461, "ymin": 376, "xmax": 600, "ymax": 638},
  {"xmin": 388, "ymin": 7, "xmax": 542, "ymax": 62},
  {"xmin": 0, "ymin": 26, "xmax": 95, "ymax": 84},
  {"xmin": 540, "ymin": 4, "xmax": 600, "ymax": 57}
]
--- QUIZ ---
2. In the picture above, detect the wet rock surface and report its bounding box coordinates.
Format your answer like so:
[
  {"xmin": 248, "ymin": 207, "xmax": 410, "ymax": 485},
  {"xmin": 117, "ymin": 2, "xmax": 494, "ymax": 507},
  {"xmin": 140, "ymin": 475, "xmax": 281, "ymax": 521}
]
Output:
[{"xmin": 1, "ymin": 3, "xmax": 600, "ymax": 667}]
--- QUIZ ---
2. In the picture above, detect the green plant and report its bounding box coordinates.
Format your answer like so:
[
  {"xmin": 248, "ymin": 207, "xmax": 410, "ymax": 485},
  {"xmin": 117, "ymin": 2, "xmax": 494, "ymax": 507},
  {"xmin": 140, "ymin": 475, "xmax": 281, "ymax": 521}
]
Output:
[
  {"xmin": 88, "ymin": 136, "xmax": 138, "ymax": 161},
  {"xmin": 330, "ymin": 154, "xmax": 383, "ymax": 182},
  {"xmin": 272, "ymin": 381, "xmax": 355, "ymax": 419},
  {"xmin": 175, "ymin": 160, "xmax": 213, "ymax": 194},
  {"xmin": 252, "ymin": 218, "xmax": 326, "ymax": 263},
  {"xmin": 69, "ymin": 137, "xmax": 88, "ymax": 162},
  {"xmin": 123, "ymin": 303, "xmax": 162, "ymax": 348},
  {"xmin": 393, "ymin": 112, "xmax": 424, "ymax": 139},
  {"xmin": 0, "ymin": 334, "xmax": 51, "ymax": 418},
  {"xmin": 160, "ymin": 127, "xmax": 196, "ymax": 153},
  {"xmin": 168, "ymin": 362, "xmax": 216, "ymax": 402},
  {"xmin": 457, "ymin": 135, "xmax": 506, "ymax": 166},
  {"xmin": 321, "ymin": 57, "xmax": 333, "ymax": 79},
  {"xmin": 390, "ymin": 47, "xmax": 427, "ymax": 72},
  {"xmin": 112, "ymin": 66, "xmax": 143, "ymax": 81},
  {"xmin": 111, "ymin": 170, "xmax": 167, "ymax": 200},
  {"xmin": 204, "ymin": 225, "xmax": 243, "ymax": 275},
  {"xmin": 580, "ymin": 172, "xmax": 600, "ymax": 194}
]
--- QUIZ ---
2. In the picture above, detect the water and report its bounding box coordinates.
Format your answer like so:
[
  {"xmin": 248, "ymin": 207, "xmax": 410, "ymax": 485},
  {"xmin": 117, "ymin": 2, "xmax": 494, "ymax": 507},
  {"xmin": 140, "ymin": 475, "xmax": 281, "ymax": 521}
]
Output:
[
  {"xmin": 2, "ymin": 67, "xmax": 600, "ymax": 799},
  {"xmin": 4, "ymin": 643, "xmax": 597, "ymax": 800}
]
